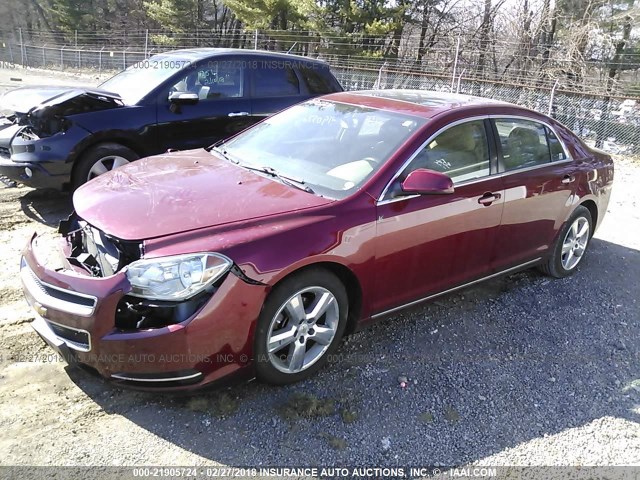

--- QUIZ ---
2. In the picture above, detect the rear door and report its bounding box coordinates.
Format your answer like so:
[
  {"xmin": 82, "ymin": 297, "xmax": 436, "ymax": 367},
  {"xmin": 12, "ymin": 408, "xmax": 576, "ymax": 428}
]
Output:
[
  {"xmin": 373, "ymin": 118, "xmax": 505, "ymax": 315},
  {"xmin": 490, "ymin": 116, "xmax": 577, "ymax": 270},
  {"xmin": 248, "ymin": 59, "xmax": 310, "ymax": 124},
  {"xmin": 155, "ymin": 57, "xmax": 253, "ymax": 151}
]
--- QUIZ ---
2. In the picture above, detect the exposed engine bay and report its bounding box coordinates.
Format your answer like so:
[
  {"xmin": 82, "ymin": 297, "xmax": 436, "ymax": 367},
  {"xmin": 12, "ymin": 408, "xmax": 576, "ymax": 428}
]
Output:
[
  {"xmin": 59, "ymin": 214, "xmax": 142, "ymax": 278},
  {"xmin": 0, "ymin": 88, "xmax": 123, "ymax": 139},
  {"xmin": 58, "ymin": 214, "xmax": 217, "ymax": 330}
]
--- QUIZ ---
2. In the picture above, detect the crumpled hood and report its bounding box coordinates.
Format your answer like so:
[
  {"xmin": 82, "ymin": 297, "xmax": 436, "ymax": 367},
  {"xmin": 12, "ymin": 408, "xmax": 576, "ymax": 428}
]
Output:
[
  {"xmin": 0, "ymin": 85, "xmax": 122, "ymax": 117},
  {"xmin": 73, "ymin": 150, "xmax": 333, "ymax": 241},
  {"xmin": 0, "ymin": 86, "xmax": 75, "ymax": 115}
]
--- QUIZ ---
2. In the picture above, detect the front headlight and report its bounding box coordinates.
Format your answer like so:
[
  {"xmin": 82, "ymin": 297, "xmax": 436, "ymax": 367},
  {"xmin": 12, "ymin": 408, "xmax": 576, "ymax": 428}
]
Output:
[{"xmin": 126, "ymin": 253, "xmax": 232, "ymax": 301}]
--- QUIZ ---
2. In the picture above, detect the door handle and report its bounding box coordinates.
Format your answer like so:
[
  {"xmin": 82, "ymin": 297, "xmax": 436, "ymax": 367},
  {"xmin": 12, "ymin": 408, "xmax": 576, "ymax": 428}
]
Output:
[
  {"xmin": 561, "ymin": 174, "xmax": 575, "ymax": 184},
  {"xmin": 228, "ymin": 111, "xmax": 250, "ymax": 117},
  {"xmin": 478, "ymin": 192, "xmax": 501, "ymax": 206}
]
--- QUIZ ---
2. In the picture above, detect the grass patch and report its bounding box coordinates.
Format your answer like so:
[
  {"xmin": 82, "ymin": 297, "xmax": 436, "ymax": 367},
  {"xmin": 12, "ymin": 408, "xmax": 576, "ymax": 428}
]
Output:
[
  {"xmin": 211, "ymin": 392, "xmax": 240, "ymax": 418},
  {"xmin": 279, "ymin": 392, "xmax": 336, "ymax": 421},
  {"xmin": 186, "ymin": 397, "xmax": 209, "ymax": 413},
  {"xmin": 444, "ymin": 404, "xmax": 460, "ymax": 423},
  {"xmin": 320, "ymin": 433, "xmax": 347, "ymax": 450},
  {"xmin": 340, "ymin": 408, "xmax": 358, "ymax": 424},
  {"xmin": 418, "ymin": 411, "xmax": 434, "ymax": 424},
  {"xmin": 185, "ymin": 392, "xmax": 239, "ymax": 418}
]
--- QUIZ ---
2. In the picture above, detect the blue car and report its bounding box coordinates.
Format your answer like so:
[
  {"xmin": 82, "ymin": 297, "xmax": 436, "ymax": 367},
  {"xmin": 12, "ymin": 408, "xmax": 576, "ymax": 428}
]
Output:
[{"xmin": 0, "ymin": 48, "xmax": 342, "ymax": 190}]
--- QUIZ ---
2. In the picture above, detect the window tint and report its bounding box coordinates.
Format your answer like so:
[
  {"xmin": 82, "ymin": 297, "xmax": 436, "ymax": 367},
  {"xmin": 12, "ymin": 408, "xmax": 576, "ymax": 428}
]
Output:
[
  {"xmin": 253, "ymin": 64, "xmax": 300, "ymax": 97},
  {"xmin": 403, "ymin": 120, "xmax": 490, "ymax": 183},
  {"xmin": 171, "ymin": 61, "xmax": 243, "ymax": 99},
  {"xmin": 299, "ymin": 65, "xmax": 335, "ymax": 94},
  {"xmin": 494, "ymin": 119, "xmax": 551, "ymax": 171},
  {"xmin": 546, "ymin": 127, "xmax": 568, "ymax": 161}
]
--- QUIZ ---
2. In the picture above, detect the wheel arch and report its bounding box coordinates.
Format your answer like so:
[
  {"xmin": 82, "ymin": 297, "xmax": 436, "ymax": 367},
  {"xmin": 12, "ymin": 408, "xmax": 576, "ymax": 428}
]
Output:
[
  {"xmin": 70, "ymin": 137, "xmax": 145, "ymax": 162},
  {"xmin": 579, "ymin": 199, "xmax": 598, "ymax": 236},
  {"xmin": 267, "ymin": 261, "xmax": 363, "ymax": 336},
  {"xmin": 68, "ymin": 137, "xmax": 146, "ymax": 185}
]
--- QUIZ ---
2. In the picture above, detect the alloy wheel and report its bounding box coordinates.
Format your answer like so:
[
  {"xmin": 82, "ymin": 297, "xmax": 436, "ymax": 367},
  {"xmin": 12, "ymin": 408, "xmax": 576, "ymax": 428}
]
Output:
[
  {"xmin": 266, "ymin": 286, "xmax": 339, "ymax": 374},
  {"xmin": 561, "ymin": 216, "xmax": 590, "ymax": 270},
  {"xmin": 87, "ymin": 155, "xmax": 130, "ymax": 181}
]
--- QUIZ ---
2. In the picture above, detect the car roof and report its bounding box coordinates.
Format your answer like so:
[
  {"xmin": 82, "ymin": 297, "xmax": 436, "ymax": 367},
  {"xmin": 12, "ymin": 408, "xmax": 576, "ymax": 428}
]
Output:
[
  {"xmin": 153, "ymin": 48, "xmax": 329, "ymax": 66},
  {"xmin": 323, "ymin": 89, "xmax": 510, "ymax": 118}
]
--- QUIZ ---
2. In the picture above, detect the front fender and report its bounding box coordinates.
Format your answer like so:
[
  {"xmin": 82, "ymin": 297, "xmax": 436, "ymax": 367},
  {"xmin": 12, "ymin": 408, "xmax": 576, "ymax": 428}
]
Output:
[{"xmin": 143, "ymin": 200, "xmax": 379, "ymax": 318}]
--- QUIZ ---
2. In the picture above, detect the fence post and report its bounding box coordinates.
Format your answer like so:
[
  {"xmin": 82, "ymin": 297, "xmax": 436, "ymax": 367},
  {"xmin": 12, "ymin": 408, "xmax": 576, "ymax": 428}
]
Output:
[
  {"xmin": 99, "ymin": 46, "xmax": 103, "ymax": 75},
  {"xmin": 254, "ymin": 29, "xmax": 258, "ymax": 49},
  {"xmin": 8, "ymin": 41, "xmax": 13, "ymax": 64},
  {"xmin": 60, "ymin": 45, "xmax": 65, "ymax": 70},
  {"xmin": 42, "ymin": 44, "xmax": 46, "ymax": 68},
  {"xmin": 548, "ymin": 79, "xmax": 559, "ymax": 117},
  {"xmin": 456, "ymin": 68, "xmax": 466, "ymax": 93},
  {"xmin": 19, "ymin": 28, "xmax": 24, "ymax": 67},
  {"xmin": 451, "ymin": 36, "xmax": 461, "ymax": 91},
  {"xmin": 144, "ymin": 29, "xmax": 149, "ymax": 58},
  {"xmin": 123, "ymin": 49, "xmax": 126, "ymax": 70}
]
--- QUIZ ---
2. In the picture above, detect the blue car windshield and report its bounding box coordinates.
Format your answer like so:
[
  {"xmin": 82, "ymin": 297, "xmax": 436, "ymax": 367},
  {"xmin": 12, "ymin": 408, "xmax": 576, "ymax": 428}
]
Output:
[{"xmin": 99, "ymin": 56, "xmax": 190, "ymax": 104}]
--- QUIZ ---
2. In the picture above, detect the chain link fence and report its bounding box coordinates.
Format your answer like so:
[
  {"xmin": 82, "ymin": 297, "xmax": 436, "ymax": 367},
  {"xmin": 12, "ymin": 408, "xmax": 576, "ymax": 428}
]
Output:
[
  {"xmin": 335, "ymin": 65, "xmax": 640, "ymax": 154},
  {"xmin": 0, "ymin": 38, "xmax": 638, "ymax": 155}
]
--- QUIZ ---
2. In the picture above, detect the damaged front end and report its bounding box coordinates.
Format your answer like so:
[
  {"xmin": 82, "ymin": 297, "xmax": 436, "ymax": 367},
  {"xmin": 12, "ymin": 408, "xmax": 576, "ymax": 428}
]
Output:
[
  {"xmin": 0, "ymin": 88, "xmax": 124, "ymax": 189},
  {"xmin": 58, "ymin": 215, "xmax": 234, "ymax": 332}
]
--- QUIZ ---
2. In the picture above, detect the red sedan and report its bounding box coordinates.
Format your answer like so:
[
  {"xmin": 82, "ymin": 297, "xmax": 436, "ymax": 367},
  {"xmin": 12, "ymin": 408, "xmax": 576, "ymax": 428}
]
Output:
[{"xmin": 20, "ymin": 90, "xmax": 614, "ymax": 389}]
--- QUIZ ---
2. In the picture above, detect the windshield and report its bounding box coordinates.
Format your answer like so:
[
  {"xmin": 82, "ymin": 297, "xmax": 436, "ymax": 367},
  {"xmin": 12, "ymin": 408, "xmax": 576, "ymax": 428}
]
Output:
[
  {"xmin": 99, "ymin": 56, "xmax": 191, "ymax": 104},
  {"xmin": 221, "ymin": 99, "xmax": 426, "ymax": 199}
]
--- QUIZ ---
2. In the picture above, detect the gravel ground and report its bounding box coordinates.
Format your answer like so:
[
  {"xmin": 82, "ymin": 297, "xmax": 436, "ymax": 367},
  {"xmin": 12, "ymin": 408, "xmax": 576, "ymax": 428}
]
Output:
[{"xmin": 0, "ymin": 68, "xmax": 639, "ymax": 475}]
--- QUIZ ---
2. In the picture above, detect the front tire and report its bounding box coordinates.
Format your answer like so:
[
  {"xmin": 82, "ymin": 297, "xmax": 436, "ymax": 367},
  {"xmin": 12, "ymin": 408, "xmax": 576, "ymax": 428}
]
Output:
[
  {"xmin": 72, "ymin": 143, "xmax": 139, "ymax": 190},
  {"xmin": 540, "ymin": 206, "xmax": 593, "ymax": 278},
  {"xmin": 254, "ymin": 269, "xmax": 348, "ymax": 385}
]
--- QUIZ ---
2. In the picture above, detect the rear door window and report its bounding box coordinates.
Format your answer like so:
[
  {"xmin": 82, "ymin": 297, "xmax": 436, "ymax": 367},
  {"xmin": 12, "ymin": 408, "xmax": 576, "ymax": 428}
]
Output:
[
  {"xmin": 493, "ymin": 119, "xmax": 553, "ymax": 171},
  {"xmin": 252, "ymin": 63, "xmax": 300, "ymax": 97}
]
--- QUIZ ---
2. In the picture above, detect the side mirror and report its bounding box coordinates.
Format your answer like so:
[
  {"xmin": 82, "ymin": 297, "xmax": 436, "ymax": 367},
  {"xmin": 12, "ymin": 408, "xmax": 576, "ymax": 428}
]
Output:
[
  {"xmin": 168, "ymin": 91, "xmax": 199, "ymax": 106},
  {"xmin": 400, "ymin": 169, "xmax": 454, "ymax": 195}
]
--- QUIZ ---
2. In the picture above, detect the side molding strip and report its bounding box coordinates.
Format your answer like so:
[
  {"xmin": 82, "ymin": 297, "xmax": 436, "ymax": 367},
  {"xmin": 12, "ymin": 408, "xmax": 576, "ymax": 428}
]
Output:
[{"xmin": 371, "ymin": 258, "xmax": 542, "ymax": 319}]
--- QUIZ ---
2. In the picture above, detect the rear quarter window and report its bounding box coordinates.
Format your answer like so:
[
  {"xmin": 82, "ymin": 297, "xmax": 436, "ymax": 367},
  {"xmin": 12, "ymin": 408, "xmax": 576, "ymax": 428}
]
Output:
[{"xmin": 299, "ymin": 65, "xmax": 342, "ymax": 94}]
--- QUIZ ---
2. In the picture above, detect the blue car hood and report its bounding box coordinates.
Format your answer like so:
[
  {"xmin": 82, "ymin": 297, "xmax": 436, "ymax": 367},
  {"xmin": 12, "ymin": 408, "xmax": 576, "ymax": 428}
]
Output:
[{"xmin": 0, "ymin": 85, "xmax": 123, "ymax": 117}]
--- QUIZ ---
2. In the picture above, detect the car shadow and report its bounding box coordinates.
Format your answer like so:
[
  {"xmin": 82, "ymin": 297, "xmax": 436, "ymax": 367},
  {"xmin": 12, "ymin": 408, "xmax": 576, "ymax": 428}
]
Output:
[
  {"xmin": 19, "ymin": 188, "xmax": 72, "ymax": 227},
  {"xmin": 66, "ymin": 237, "xmax": 640, "ymax": 466}
]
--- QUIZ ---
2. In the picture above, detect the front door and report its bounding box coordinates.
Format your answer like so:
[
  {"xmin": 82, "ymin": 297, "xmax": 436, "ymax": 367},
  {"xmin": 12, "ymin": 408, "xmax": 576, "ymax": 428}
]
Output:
[
  {"xmin": 155, "ymin": 58, "xmax": 254, "ymax": 152},
  {"xmin": 373, "ymin": 119, "xmax": 504, "ymax": 314}
]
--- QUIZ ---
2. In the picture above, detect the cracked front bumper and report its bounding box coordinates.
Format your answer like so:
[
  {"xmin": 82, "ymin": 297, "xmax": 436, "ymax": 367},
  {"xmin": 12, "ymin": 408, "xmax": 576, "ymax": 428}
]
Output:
[{"xmin": 21, "ymin": 234, "xmax": 268, "ymax": 390}]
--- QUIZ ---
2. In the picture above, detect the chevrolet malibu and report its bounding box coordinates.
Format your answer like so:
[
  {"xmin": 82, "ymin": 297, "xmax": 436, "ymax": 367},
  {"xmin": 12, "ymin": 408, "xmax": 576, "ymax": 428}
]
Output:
[{"xmin": 20, "ymin": 90, "xmax": 614, "ymax": 389}]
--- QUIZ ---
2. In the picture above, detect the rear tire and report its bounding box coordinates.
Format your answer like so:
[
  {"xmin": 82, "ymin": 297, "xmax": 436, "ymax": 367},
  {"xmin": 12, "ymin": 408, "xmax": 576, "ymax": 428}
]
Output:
[
  {"xmin": 254, "ymin": 269, "xmax": 348, "ymax": 385},
  {"xmin": 72, "ymin": 143, "xmax": 139, "ymax": 190},
  {"xmin": 539, "ymin": 206, "xmax": 593, "ymax": 278}
]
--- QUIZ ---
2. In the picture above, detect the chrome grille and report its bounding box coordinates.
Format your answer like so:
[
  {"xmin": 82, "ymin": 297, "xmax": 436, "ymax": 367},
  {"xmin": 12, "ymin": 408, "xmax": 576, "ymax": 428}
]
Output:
[{"xmin": 20, "ymin": 260, "xmax": 97, "ymax": 317}]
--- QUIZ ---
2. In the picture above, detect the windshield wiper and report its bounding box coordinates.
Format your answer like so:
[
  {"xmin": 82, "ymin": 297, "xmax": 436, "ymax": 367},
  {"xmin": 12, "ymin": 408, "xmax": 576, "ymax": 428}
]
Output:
[
  {"xmin": 241, "ymin": 164, "xmax": 315, "ymax": 194},
  {"xmin": 210, "ymin": 148, "xmax": 315, "ymax": 194},
  {"xmin": 210, "ymin": 145, "xmax": 234, "ymax": 163}
]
